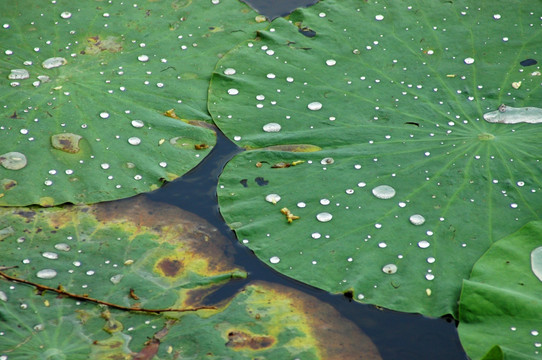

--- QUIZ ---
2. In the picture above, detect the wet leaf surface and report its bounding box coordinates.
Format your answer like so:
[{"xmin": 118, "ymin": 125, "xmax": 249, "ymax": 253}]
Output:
[
  {"xmin": 458, "ymin": 221, "xmax": 542, "ymax": 360},
  {"xmin": 0, "ymin": 0, "xmax": 267, "ymax": 206},
  {"xmin": 0, "ymin": 196, "xmax": 380, "ymax": 359},
  {"xmin": 209, "ymin": 0, "xmax": 542, "ymax": 317}
]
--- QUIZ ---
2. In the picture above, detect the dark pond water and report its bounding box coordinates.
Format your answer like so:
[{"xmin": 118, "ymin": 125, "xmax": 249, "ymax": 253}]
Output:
[{"xmin": 149, "ymin": 1, "xmax": 468, "ymax": 358}]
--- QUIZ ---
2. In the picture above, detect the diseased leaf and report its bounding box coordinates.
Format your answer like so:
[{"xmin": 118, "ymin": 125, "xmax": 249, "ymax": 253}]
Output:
[
  {"xmin": 458, "ymin": 221, "xmax": 542, "ymax": 360},
  {"xmin": 209, "ymin": 0, "xmax": 542, "ymax": 317},
  {"xmin": 0, "ymin": 0, "xmax": 267, "ymax": 206}
]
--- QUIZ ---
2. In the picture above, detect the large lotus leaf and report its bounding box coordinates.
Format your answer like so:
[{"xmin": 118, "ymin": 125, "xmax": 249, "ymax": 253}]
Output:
[
  {"xmin": 0, "ymin": 197, "xmax": 380, "ymax": 359},
  {"xmin": 209, "ymin": 0, "xmax": 542, "ymax": 317},
  {"xmin": 0, "ymin": 196, "xmax": 244, "ymax": 358},
  {"xmin": 457, "ymin": 221, "xmax": 542, "ymax": 360},
  {"xmin": 0, "ymin": 0, "xmax": 267, "ymax": 206}
]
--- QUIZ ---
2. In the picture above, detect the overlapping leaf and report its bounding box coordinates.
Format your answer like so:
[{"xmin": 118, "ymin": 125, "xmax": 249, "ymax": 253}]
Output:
[
  {"xmin": 0, "ymin": 197, "xmax": 380, "ymax": 359},
  {"xmin": 458, "ymin": 221, "xmax": 542, "ymax": 360},
  {"xmin": 0, "ymin": 0, "xmax": 267, "ymax": 206},
  {"xmin": 209, "ymin": 0, "xmax": 542, "ymax": 317}
]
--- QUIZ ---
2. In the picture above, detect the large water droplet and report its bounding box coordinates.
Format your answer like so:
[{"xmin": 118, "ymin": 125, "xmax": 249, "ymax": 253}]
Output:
[
  {"xmin": 382, "ymin": 264, "xmax": 397, "ymax": 274},
  {"xmin": 227, "ymin": 88, "xmax": 239, "ymax": 95},
  {"xmin": 131, "ymin": 120, "xmax": 144, "ymax": 128},
  {"xmin": 307, "ymin": 102, "xmax": 322, "ymax": 111},
  {"xmin": 409, "ymin": 214, "xmax": 426, "ymax": 225},
  {"xmin": 531, "ymin": 246, "xmax": 542, "ymax": 282},
  {"xmin": 483, "ymin": 105, "xmax": 542, "ymax": 124},
  {"xmin": 270, "ymin": 256, "xmax": 280, "ymax": 264},
  {"xmin": 0, "ymin": 290, "xmax": 7, "ymax": 302},
  {"xmin": 42, "ymin": 57, "xmax": 67, "ymax": 69},
  {"xmin": 418, "ymin": 240, "xmax": 430, "ymax": 249},
  {"xmin": 372, "ymin": 185, "xmax": 396, "ymax": 199},
  {"xmin": 42, "ymin": 252, "xmax": 59, "ymax": 260},
  {"xmin": 262, "ymin": 123, "xmax": 281, "ymax": 132},
  {"xmin": 8, "ymin": 69, "xmax": 29, "ymax": 80},
  {"xmin": 316, "ymin": 212, "xmax": 333, "ymax": 222},
  {"xmin": 265, "ymin": 193, "xmax": 281, "ymax": 204},
  {"xmin": 36, "ymin": 269, "xmax": 57, "ymax": 279},
  {"xmin": 128, "ymin": 137, "xmax": 141, "ymax": 145},
  {"xmin": 138, "ymin": 54, "xmax": 149, "ymax": 62},
  {"xmin": 0, "ymin": 152, "xmax": 27, "ymax": 170}
]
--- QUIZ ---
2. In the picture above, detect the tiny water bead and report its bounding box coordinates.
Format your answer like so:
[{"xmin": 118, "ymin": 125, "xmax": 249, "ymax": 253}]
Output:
[
  {"xmin": 316, "ymin": 212, "xmax": 333, "ymax": 222},
  {"xmin": 227, "ymin": 88, "xmax": 239, "ymax": 95},
  {"xmin": 265, "ymin": 193, "xmax": 281, "ymax": 204},
  {"xmin": 375, "ymin": 14, "xmax": 384, "ymax": 21},
  {"xmin": 270, "ymin": 256, "xmax": 280, "ymax": 264},
  {"xmin": 372, "ymin": 185, "xmax": 396, "ymax": 199},
  {"xmin": 223, "ymin": 68, "xmax": 236, "ymax": 75},
  {"xmin": 297, "ymin": 202, "xmax": 306, "ymax": 208},
  {"xmin": 137, "ymin": 54, "xmax": 149, "ymax": 62}
]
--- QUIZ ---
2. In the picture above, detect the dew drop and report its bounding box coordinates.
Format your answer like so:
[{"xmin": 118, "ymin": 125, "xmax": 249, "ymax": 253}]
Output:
[
  {"xmin": 326, "ymin": 59, "xmax": 336, "ymax": 66},
  {"xmin": 110, "ymin": 274, "xmax": 123, "ymax": 284},
  {"xmin": 297, "ymin": 202, "xmax": 306, "ymax": 208},
  {"xmin": 320, "ymin": 198, "xmax": 330, "ymax": 205},
  {"xmin": 227, "ymin": 88, "xmax": 239, "ymax": 95},
  {"xmin": 54, "ymin": 243, "xmax": 71, "ymax": 251},
  {"xmin": 265, "ymin": 193, "xmax": 281, "ymax": 204},
  {"xmin": 425, "ymin": 274, "xmax": 435, "ymax": 281},
  {"xmin": 60, "ymin": 11, "xmax": 72, "ymax": 19},
  {"xmin": 42, "ymin": 252, "xmax": 59, "ymax": 260},
  {"xmin": 357, "ymin": 294, "xmax": 365, "ymax": 300},
  {"xmin": 223, "ymin": 68, "xmax": 236, "ymax": 75},
  {"xmin": 256, "ymin": 94, "xmax": 265, "ymax": 101},
  {"xmin": 345, "ymin": 189, "xmax": 354, "ymax": 194},
  {"xmin": 42, "ymin": 57, "xmax": 67, "ymax": 69},
  {"xmin": 36, "ymin": 269, "xmax": 57, "ymax": 279},
  {"xmin": 128, "ymin": 137, "xmax": 141, "ymax": 145},
  {"xmin": 372, "ymin": 185, "xmax": 396, "ymax": 199},
  {"xmin": 464, "ymin": 57, "xmax": 475, "ymax": 65},
  {"xmin": 8, "ymin": 69, "xmax": 29, "ymax": 80},
  {"xmin": 311, "ymin": 232, "xmax": 321, "ymax": 239},
  {"xmin": 357, "ymin": 182, "xmax": 366, "ymax": 187},
  {"xmin": 382, "ymin": 264, "xmax": 397, "ymax": 274},
  {"xmin": 131, "ymin": 120, "xmax": 144, "ymax": 128},
  {"xmin": 418, "ymin": 240, "xmax": 430, "ymax": 249},
  {"xmin": 0, "ymin": 152, "xmax": 27, "ymax": 170},
  {"xmin": 493, "ymin": 14, "xmax": 501, "ymax": 20},
  {"xmin": 100, "ymin": 163, "xmax": 110, "ymax": 170},
  {"xmin": 427, "ymin": 257, "xmax": 436, "ymax": 264},
  {"xmin": 316, "ymin": 212, "xmax": 333, "ymax": 222},
  {"xmin": 99, "ymin": 112, "xmax": 110, "ymax": 119},
  {"xmin": 531, "ymin": 246, "xmax": 542, "ymax": 282},
  {"xmin": 378, "ymin": 242, "xmax": 387, "ymax": 248},
  {"xmin": 262, "ymin": 123, "xmax": 281, "ymax": 132},
  {"xmin": 409, "ymin": 214, "xmax": 426, "ymax": 225},
  {"xmin": 375, "ymin": 14, "xmax": 384, "ymax": 21},
  {"xmin": 0, "ymin": 291, "xmax": 7, "ymax": 302},
  {"xmin": 270, "ymin": 256, "xmax": 280, "ymax": 264},
  {"xmin": 320, "ymin": 157, "xmax": 334, "ymax": 165},
  {"xmin": 308, "ymin": 102, "xmax": 323, "ymax": 111},
  {"xmin": 138, "ymin": 54, "xmax": 149, "ymax": 62}
]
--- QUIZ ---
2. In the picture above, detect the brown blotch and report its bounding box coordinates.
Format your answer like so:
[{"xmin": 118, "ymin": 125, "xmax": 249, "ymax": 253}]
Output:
[
  {"xmin": 225, "ymin": 330, "xmax": 275, "ymax": 350},
  {"xmin": 51, "ymin": 133, "xmax": 83, "ymax": 154},
  {"xmin": 84, "ymin": 35, "xmax": 123, "ymax": 54},
  {"xmin": 158, "ymin": 258, "xmax": 183, "ymax": 277},
  {"xmin": 1, "ymin": 179, "xmax": 17, "ymax": 191}
]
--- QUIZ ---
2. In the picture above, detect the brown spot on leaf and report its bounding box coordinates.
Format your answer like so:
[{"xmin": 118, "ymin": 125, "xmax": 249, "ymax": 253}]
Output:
[
  {"xmin": 83, "ymin": 35, "xmax": 123, "ymax": 54},
  {"xmin": 1, "ymin": 179, "xmax": 17, "ymax": 191},
  {"xmin": 225, "ymin": 330, "xmax": 275, "ymax": 350},
  {"xmin": 158, "ymin": 258, "xmax": 184, "ymax": 277},
  {"xmin": 51, "ymin": 133, "xmax": 83, "ymax": 154}
]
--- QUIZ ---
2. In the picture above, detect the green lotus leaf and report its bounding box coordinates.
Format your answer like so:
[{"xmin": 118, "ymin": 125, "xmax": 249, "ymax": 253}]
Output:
[
  {"xmin": 0, "ymin": 0, "xmax": 266, "ymax": 206},
  {"xmin": 0, "ymin": 197, "xmax": 380, "ymax": 359},
  {"xmin": 209, "ymin": 0, "xmax": 542, "ymax": 317},
  {"xmin": 458, "ymin": 221, "xmax": 542, "ymax": 360}
]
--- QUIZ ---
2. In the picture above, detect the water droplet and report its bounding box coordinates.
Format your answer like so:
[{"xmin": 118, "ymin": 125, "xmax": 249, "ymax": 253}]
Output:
[
  {"xmin": 0, "ymin": 291, "xmax": 7, "ymax": 302},
  {"xmin": 308, "ymin": 102, "xmax": 323, "ymax": 111},
  {"xmin": 409, "ymin": 214, "xmax": 426, "ymax": 225},
  {"xmin": 266, "ymin": 73, "xmax": 276, "ymax": 79},
  {"xmin": 233, "ymin": 136, "xmax": 241, "ymax": 141},
  {"xmin": 223, "ymin": 68, "xmax": 236, "ymax": 75},
  {"xmin": 378, "ymin": 242, "xmax": 387, "ymax": 248},
  {"xmin": 427, "ymin": 257, "xmax": 436, "ymax": 263},
  {"xmin": 326, "ymin": 59, "xmax": 336, "ymax": 66},
  {"xmin": 357, "ymin": 182, "xmax": 366, "ymax": 187},
  {"xmin": 418, "ymin": 240, "xmax": 430, "ymax": 249},
  {"xmin": 320, "ymin": 198, "xmax": 330, "ymax": 205},
  {"xmin": 375, "ymin": 14, "xmax": 384, "ymax": 21},
  {"xmin": 36, "ymin": 269, "xmax": 57, "ymax": 279},
  {"xmin": 372, "ymin": 185, "xmax": 396, "ymax": 199},
  {"xmin": 311, "ymin": 232, "xmax": 321, "ymax": 239},
  {"xmin": 262, "ymin": 123, "xmax": 281, "ymax": 132},
  {"xmin": 227, "ymin": 88, "xmax": 239, "ymax": 95},
  {"xmin": 42, "ymin": 57, "xmax": 67, "ymax": 69},
  {"xmin": 131, "ymin": 120, "xmax": 144, "ymax": 128},
  {"xmin": 110, "ymin": 274, "xmax": 123, "ymax": 284},
  {"xmin": 42, "ymin": 252, "xmax": 59, "ymax": 260},
  {"xmin": 51, "ymin": 133, "xmax": 83, "ymax": 153},
  {"xmin": 33, "ymin": 324, "xmax": 44, "ymax": 331},
  {"xmin": 265, "ymin": 193, "xmax": 281, "ymax": 204},
  {"xmin": 8, "ymin": 69, "xmax": 29, "ymax": 80},
  {"xmin": 0, "ymin": 152, "xmax": 27, "ymax": 170},
  {"xmin": 101, "ymin": 163, "xmax": 110, "ymax": 170},
  {"xmin": 128, "ymin": 137, "xmax": 141, "ymax": 145},
  {"xmin": 138, "ymin": 54, "xmax": 149, "ymax": 62},
  {"xmin": 464, "ymin": 57, "xmax": 475, "ymax": 65},
  {"xmin": 382, "ymin": 264, "xmax": 397, "ymax": 274},
  {"xmin": 425, "ymin": 274, "xmax": 435, "ymax": 281},
  {"xmin": 60, "ymin": 11, "xmax": 72, "ymax": 19},
  {"xmin": 297, "ymin": 202, "xmax": 306, "ymax": 208},
  {"xmin": 483, "ymin": 105, "xmax": 542, "ymax": 124},
  {"xmin": 99, "ymin": 112, "xmax": 110, "ymax": 119},
  {"xmin": 316, "ymin": 212, "xmax": 333, "ymax": 222},
  {"xmin": 320, "ymin": 157, "xmax": 334, "ymax": 165},
  {"xmin": 510, "ymin": 203, "xmax": 518, "ymax": 209},
  {"xmin": 531, "ymin": 330, "xmax": 539, "ymax": 336},
  {"xmin": 54, "ymin": 243, "xmax": 71, "ymax": 251},
  {"xmin": 531, "ymin": 246, "xmax": 542, "ymax": 282},
  {"xmin": 345, "ymin": 189, "xmax": 354, "ymax": 194},
  {"xmin": 270, "ymin": 256, "xmax": 280, "ymax": 264},
  {"xmin": 357, "ymin": 294, "xmax": 365, "ymax": 300},
  {"xmin": 86, "ymin": 270, "xmax": 95, "ymax": 276}
]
